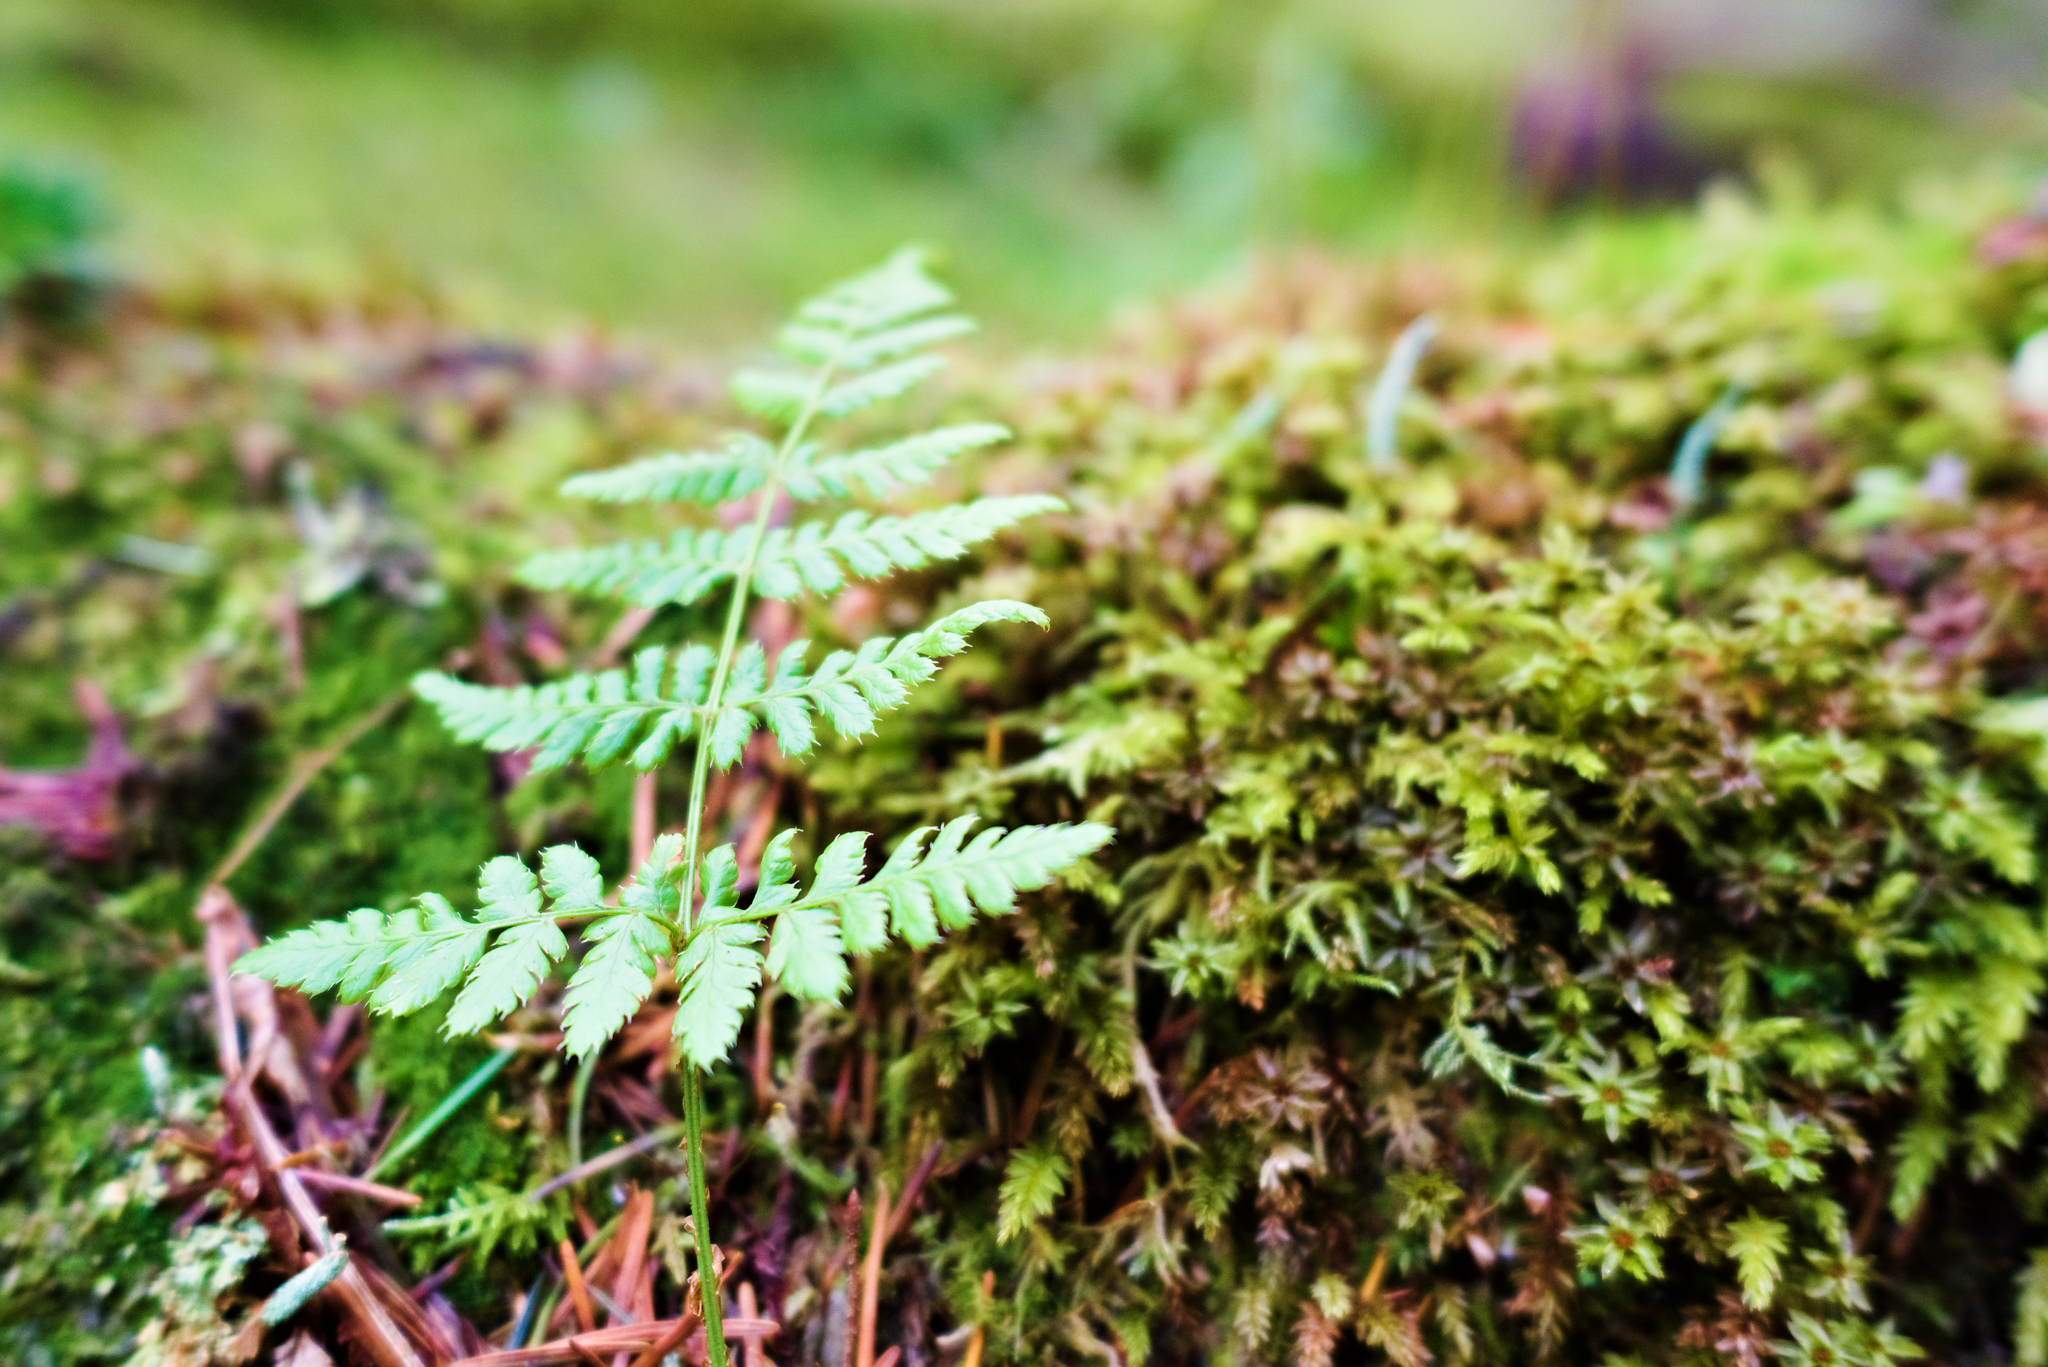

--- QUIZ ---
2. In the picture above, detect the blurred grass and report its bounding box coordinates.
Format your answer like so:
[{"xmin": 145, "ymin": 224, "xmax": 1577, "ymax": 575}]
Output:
[{"xmin": 0, "ymin": 0, "xmax": 2036, "ymax": 343}]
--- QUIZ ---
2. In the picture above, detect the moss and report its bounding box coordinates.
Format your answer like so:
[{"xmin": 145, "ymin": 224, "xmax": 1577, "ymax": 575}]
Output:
[{"xmin": 6, "ymin": 177, "xmax": 2048, "ymax": 1364}]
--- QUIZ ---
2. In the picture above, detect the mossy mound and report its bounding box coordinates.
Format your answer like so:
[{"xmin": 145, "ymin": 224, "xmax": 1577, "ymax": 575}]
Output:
[{"xmin": 4, "ymin": 180, "xmax": 2048, "ymax": 1366}]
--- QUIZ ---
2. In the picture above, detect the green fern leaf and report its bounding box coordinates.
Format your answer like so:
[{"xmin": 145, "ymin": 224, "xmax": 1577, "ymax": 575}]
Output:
[
  {"xmin": 366, "ymin": 895, "xmax": 489, "ymax": 1015},
  {"xmin": 1889, "ymin": 1114, "xmax": 1951, "ymax": 1220},
  {"xmin": 518, "ymin": 530, "xmax": 742, "ymax": 608},
  {"xmin": 796, "ymin": 818, "xmax": 1112, "ymax": 952},
  {"xmin": 443, "ymin": 850, "xmax": 588, "ymax": 1036},
  {"xmin": 759, "ymin": 830, "xmax": 847, "ymax": 1001},
  {"xmin": 810, "ymin": 831, "xmax": 879, "ymax": 952},
  {"xmin": 562, "ymin": 837, "xmax": 683, "ymax": 1059},
  {"xmin": 412, "ymin": 644, "xmax": 714, "ymax": 772},
  {"xmin": 722, "ymin": 600, "xmax": 1049, "ymax": 758},
  {"xmin": 386, "ymin": 859, "xmax": 526, "ymax": 1017},
  {"xmin": 782, "ymin": 248, "xmax": 955, "ymax": 354},
  {"xmin": 730, "ymin": 369, "xmax": 814, "ymax": 424},
  {"xmin": 816, "ymin": 355, "xmax": 946, "ymax": 417},
  {"xmin": 237, "ymin": 902, "xmax": 488, "ymax": 1012},
  {"xmin": 559, "ymin": 433, "xmax": 774, "ymax": 506},
  {"xmin": 749, "ymin": 496, "xmax": 1063, "ymax": 599},
  {"xmin": 674, "ymin": 845, "xmax": 765, "ymax": 1069},
  {"xmin": 518, "ymin": 497, "xmax": 1059, "ymax": 608},
  {"xmin": 782, "ymin": 423, "xmax": 1008, "ymax": 501}
]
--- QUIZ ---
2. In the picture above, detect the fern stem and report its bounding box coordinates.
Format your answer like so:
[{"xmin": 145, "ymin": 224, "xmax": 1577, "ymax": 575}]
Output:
[
  {"xmin": 671, "ymin": 347, "xmax": 841, "ymax": 1367},
  {"xmin": 680, "ymin": 1066, "xmax": 726, "ymax": 1366}
]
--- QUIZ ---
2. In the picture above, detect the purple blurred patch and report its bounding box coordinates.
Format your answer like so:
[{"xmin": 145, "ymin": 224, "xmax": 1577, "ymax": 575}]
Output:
[
  {"xmin": 0, "ymin": 680, "xmax": 136, "ymax": 860},
  {"xmin": 1511, "ymin": 45, "xmax": 1709, "ymax": 204}
]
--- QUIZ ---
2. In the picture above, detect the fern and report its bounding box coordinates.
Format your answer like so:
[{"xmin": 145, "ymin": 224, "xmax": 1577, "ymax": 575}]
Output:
[
  {"xmin": 238, "ymin": 248, "xmax": 1112, "ymax": 1367},
  {"xmin": 516, "ymin": 495, "xmax": 1061, "ymax": 606},
  {"xmin": 411, "ymin": 600, "xmax": 1050, "ymax": 773}
]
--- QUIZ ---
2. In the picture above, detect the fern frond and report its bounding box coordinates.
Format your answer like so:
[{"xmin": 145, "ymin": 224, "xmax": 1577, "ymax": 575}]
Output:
[
  {"xmin": 784, "ymin": 817, "xmax": 1113, "ymax": 954},
  {"xmin": 518, "ymin": 528, "xmax": 741, "ymax": 607},
  {"xmin": 235, "ymin": 901, "xmax": 486, "ymax": 1013},
  {"xmin": 728, "ymin": 249, "xmax": 968, "ymax": 426},
  {"xmin": 444, "ymin": 847, "xmax": 595, "ymax": 1035},
  {"xmin": 563, "ymin": 835, "xmax": 686, "ymax": 1059},
  {"xmin": 236, "ymin": 852, "xmax": 597, "ymax": 1027},
  {"xmin": 518, "ymin": 495, "xmax": 1061, "ymax": 608},
  {"xmin": 559, "ymin": 433, "xmax": 775, "ymax": 506},
  {"xmin": 666, "ymin": 819, "xmax": 1109, "ymax": 1064},
  {"xmin": 413, "ymin": 645, "xmax": 713, "ymax": 772},
  {"xmin": 721, "ymin": 600, "xmax": 1050, "ymax": 761},
  {"xmin": 238, "ymin": 840, "xmax": 674, "ymax": 1047},
  {"xmin": 782, "ymin": 423, "xmax": 1008, "ymax": 501},
  {"xmin": 998, "ymin": 1142, "xmax": 1070, "ymax": 1243},
  {"xmin": 758, "ymin": 830, "xmax": 846, "ymax": 1002},
  {"xmin": 779, "ymin": 248, "xmax": 960, "ymax": 363},
  {"xmin": 673, "ymin": 844, "xmax": 764, "ymax": 1069}
]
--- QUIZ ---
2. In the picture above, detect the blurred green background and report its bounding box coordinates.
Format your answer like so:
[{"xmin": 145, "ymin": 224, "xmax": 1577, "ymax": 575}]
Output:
[{"xmin": 0, "ymin": 0, "xmax": 2045, "ymax": 340}]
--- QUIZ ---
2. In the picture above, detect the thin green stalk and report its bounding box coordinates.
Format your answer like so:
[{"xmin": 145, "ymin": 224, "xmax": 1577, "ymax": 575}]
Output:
[
  {"xmin": 680, "ymin": 1067, "xmax": 721, "ymax": 1358},
  {"xmin": 566, "ymin": 1051, "xmax": 598, "ymax": 1172},
  {"xmin": 365, "ymin": 1045, "xmax": 515, "ymax": 1181},
  {"xmin": 670, "ymin": 348, "xmax": 842, "ymax": 1367}
]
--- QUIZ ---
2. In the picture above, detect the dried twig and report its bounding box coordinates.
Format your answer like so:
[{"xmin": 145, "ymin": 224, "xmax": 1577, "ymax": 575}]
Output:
[
  {"xmin": 625, "ymin": 1314, "xmax": 696, "ymax": 1367},
  {"xmin": 293, "ymin": 1169, "xmax": 424, "ymax": 1208},
  {"xmin": 207, "ymin": 690, "xmax": 407, "ymax": 889},
  {"xmin": 736, "ymin": 1285, "xmax": 768, "ymax": 1367},
  {"xmin": 855, "ymin": 1182, "xmax": 891, "ymax": 1367},
  {"xmin": 630, "ymin": 772, "xmax": 658, "ymax": 871},
  {"xmin": 960, "ymin": 1272, "xmax": 993, "ymax": 1367},
  {"xmin": 451, "ymin": 1318, "xmax": 777, "ymax": 1367},
  {"xmin": 1011, "ymin": 1024, "xmax": 1061, "ymax": 1145},
  {"xmin": 611, "ymin": 1188, "xmax": 657, "ymax": 1325},
  {"xmin": 881, "ymin": 1142, "xmax": 943, "ymax": 1251},
  {"xmin": 530, "ymin": 1124, "xmax": 686, "ymax": 1202},
  {"xmin": 560, "ymin": 1239, "xmax": 597, "ymax": 1335},
  {"xmin": 199, "ymin": 889, "xmax": 427, "ymax": 1367}
]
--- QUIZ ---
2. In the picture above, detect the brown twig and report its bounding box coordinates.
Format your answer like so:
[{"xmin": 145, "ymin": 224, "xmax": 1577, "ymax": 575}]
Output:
[
  {"xmin": 451, "ymin": 1319, "xmax": 778, "ymax": 1367},
  {"xmin": 590, "ymin": 606, "xmax": 658, "ymax": 670},
  {"xmin": 882, "ymin": 1141, "xmax": 944, "ymax": 1252},
  {"xmin": 630, "ymin": 772, "xmax": 658, "ymax": 871},
  {"xmin": 1011, "ymin": 1024, "xmax": 1061, "ymax": 1144},
  {"xmin": 1360, "ymin": 1245, "xmax": 1389, "ymax": 1301},
  {"xmin": 198, "ymin": 889, "xmax": 427, "ymax": 1367},
  {"xmin": 610, "ymin": 1188, "xmax": 657, "ymax": 1325},
  {"xmin": 625, "ymin": 1312, "xmax": 698, "ymax": 1367},
  {"xmin": 960, "ymin": 1272, "xmax": 993, "ymax": 1367},
  {"xmin": 560, "ymin": 1239, "xmax": 598, "ymax": 1335},
  {"xmin": 737, "ymin": 1285, "xmax": 767, "ymax": 1367},
  {"xmin": 208, "ymin": 691, "xmax": 408, "ymax": 889},
  {"xmin": 293, "ymin": 1169, "xmax": 424, "ymax": 1208},
  {"xmin": 529, "ymin": 1125, "xmax": 686, "ymax": 1202},
  {"xmin": 855, "ymin": 1182, "xmax": 891, "ymax": 1367}
]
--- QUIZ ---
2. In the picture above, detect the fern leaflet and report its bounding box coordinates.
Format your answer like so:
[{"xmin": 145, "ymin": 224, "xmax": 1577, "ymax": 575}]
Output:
[
  {"xmin": 517, "ymin": 495, "xmax": 1060, "ymax": 607},
  {"xmin": 562, "ymin": 835, "xmax": 685, "ymax": 1059},
  {"xmin": 722, "ymin": 599, "xmax": 1049, "ymax": 761},
  {"xmin": 413, "ymin": 644, "xmax": 713, "ymax": 772},
  {"xmin": 663, "ymin": 819, "xmax": 1113, "ymax": 1068}
]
